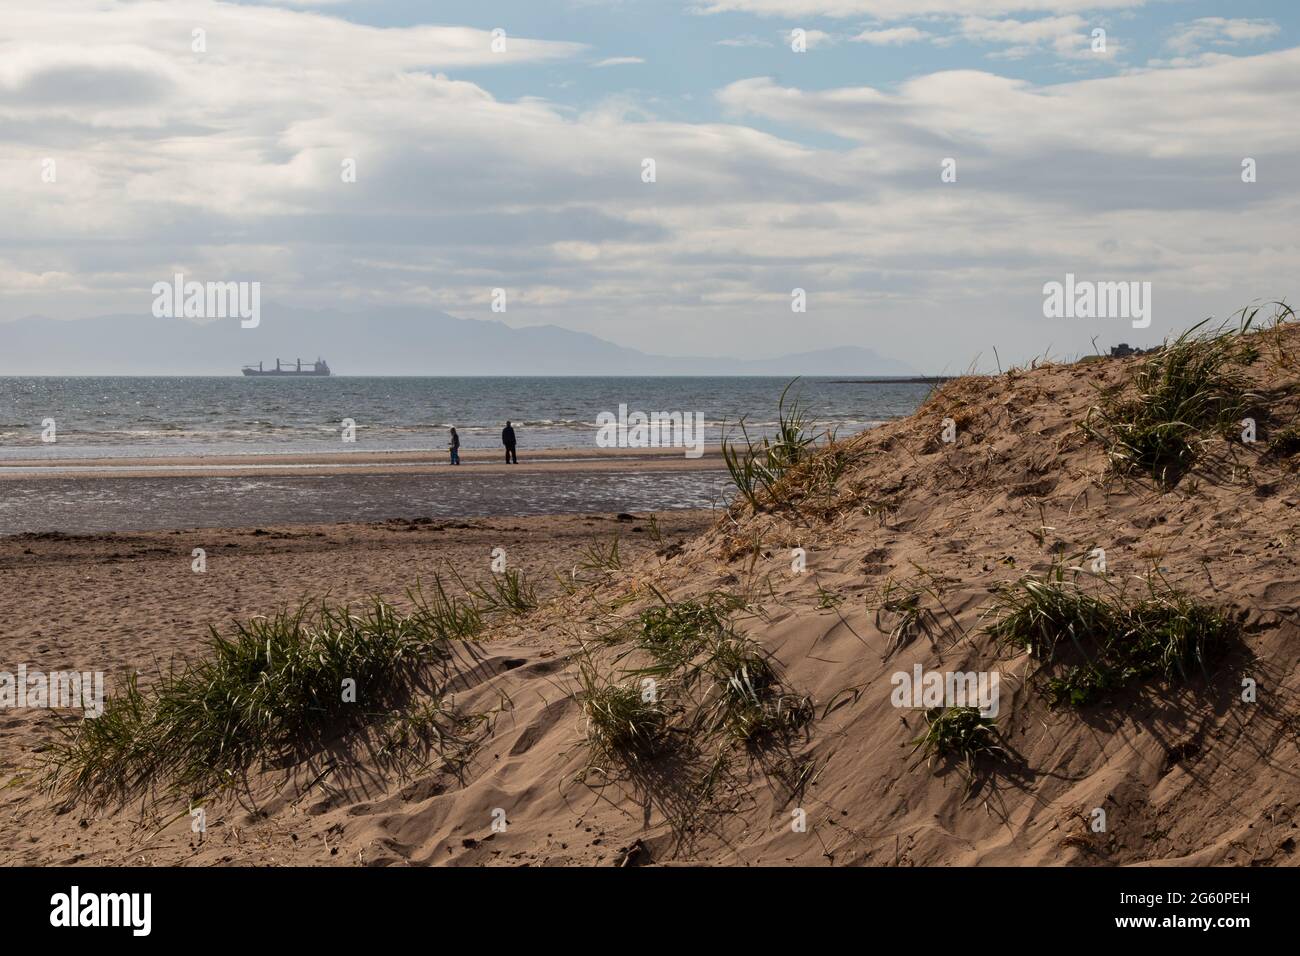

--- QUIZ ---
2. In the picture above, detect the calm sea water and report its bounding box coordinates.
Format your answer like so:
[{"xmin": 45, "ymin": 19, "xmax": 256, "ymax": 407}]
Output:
[{"xmin": 0, "ymin": 376, "xmax": 932, "ymax": 459}]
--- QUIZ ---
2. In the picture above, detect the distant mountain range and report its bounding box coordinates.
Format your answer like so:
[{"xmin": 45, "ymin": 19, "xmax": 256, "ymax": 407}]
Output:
[{"xmin": 0, "ymin": 307, "xmax": 918, "ymax": 377}]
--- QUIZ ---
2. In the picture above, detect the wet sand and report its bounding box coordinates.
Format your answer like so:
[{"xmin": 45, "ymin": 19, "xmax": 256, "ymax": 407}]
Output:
[
  {"xmin": 0, "ymin": 446, "xmax": 731, "ymax": 535},
  {"xmin": 0, "ymin": 445, "xmax": 726, "ymax": 479}
]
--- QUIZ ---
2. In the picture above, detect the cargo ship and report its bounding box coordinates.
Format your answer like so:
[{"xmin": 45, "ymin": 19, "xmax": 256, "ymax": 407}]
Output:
[{"xmin": 241, "ymin": 357, "xmax": 331, "ymax": 376}]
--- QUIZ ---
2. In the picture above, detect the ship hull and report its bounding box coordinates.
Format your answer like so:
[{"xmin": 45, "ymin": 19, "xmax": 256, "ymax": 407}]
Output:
[{"xmin": 241, "ymin": 369, "xmax": 330, "ymax": 376}]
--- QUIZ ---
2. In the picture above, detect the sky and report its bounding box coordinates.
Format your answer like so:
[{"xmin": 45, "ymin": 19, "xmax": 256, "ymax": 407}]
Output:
[{"xmin": 1, "ymin": 0, "xmax": 1297, "ymax": 371}]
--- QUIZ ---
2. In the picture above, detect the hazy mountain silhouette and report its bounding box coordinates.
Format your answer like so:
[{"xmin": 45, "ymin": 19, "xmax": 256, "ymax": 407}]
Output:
[{"xmin": 0, "ymin": 306, "xmax": 918, "ymax": 376}]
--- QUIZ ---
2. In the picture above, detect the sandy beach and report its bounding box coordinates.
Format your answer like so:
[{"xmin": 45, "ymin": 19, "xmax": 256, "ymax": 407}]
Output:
[{"xmin": 0, "ymin": 509, "xmax": 716, "ymax": 864}]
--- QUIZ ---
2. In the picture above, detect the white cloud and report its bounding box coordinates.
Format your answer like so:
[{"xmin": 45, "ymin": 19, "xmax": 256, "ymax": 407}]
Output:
[
  {"xmin": 948, "ymin": 15, "xmax": 1116, "ymax": 62},
  {"xmin": 789, "ymin": 28, "xmax": 838, "ymax": 49},
  {"xmin": 715, "ymin": 34, "xmax": 775, "ymax": 48},
  {"xmin": 695, "ymin": 0, "xmax": 1145, "ymax": 20},
  {"xmin": 845, "ymin": 15, "xmax": 1111, "ymax": 60},
  {"xmin": 717, "ymin": 49, "xmax": 1300, "ymax": 160},
  {"xmin": 0, "ymin": 1, "xmax": 584, "ymax": 87},
  {"xmin": 851, "ymin": 27, "xmax": 931, "ymax": 45},
  {"xmin": 957, "ymin": 14, "xmax": 1084, "ymax": 45},
  {"xmin": 591, "ymin": 56, "xmax": 646, "ymax": 67},
  {"xmin": 1142, "ymin": 52, "xmax": 1235, "ymax": 70},
  {"xmin": 1166, "ymin": 18, "xmax": 1280, "ymax": 56}
]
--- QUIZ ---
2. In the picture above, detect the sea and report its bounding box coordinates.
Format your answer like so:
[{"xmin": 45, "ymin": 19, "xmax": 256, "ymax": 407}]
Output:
[
  {"xmin": 0, "ymin": 376, "xmax": 931, "ymax": 457},
  {"xmin": 0, "ymin": 377, "xmax": 933, "ymax": 533}
]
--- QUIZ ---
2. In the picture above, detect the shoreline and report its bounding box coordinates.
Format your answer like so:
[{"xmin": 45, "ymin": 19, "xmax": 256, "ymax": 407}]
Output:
[{"xmin": 0, "ymin": 444, "xmax": 727, "ymax": 480}]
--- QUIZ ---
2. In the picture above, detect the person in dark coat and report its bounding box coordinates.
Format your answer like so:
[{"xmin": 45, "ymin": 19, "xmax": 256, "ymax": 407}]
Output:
[
  {"xmin": 502, "ymin": 421, "xmax": 517, "ymax": 464},
  {"xmin": 449, "ymin": 426, "xmax": 461, "ymax": 465}
]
